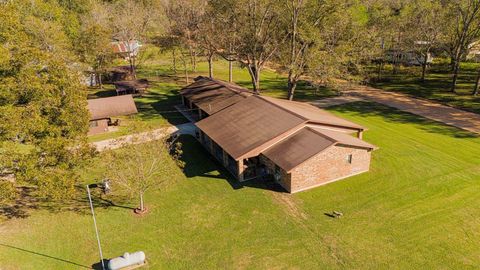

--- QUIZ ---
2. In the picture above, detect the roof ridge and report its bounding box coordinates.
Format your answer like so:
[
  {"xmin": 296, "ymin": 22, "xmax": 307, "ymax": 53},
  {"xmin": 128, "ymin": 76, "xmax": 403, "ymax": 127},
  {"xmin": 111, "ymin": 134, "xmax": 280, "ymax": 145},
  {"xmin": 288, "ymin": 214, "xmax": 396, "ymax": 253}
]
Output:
[
  {"xmin": 306, "ymin": 126, "xmax": 338, "ymax": 143},
  {"xmin": 207, "ymin": 77, "xmax": 252, "ymax": 96},
  {"xmin": 256, "ymin": 95, "xmax": 309, "ymax": 121}
]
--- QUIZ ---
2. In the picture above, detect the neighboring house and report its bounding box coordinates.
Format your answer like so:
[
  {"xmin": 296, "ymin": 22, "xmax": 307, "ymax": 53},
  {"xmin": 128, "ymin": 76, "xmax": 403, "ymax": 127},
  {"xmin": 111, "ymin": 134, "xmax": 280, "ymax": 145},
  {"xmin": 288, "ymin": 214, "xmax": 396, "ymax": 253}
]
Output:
[
  {"xmin": 468, "ymin": 40, "xmax": 480, "ymax": 61},
  {"xmin": 384, "ymin": 50, "xmax": 433, "ymax": 66},
  {"xmin": 111, "ymin": 40, "xmax": 142, "ymax": 59},
  {"xmin": 181, "ymin": 77, "xmax": 377, "ymax": 193},
  {"xmin": 87, "ymin": 95, "xmax": 138, "ymax": 135}
]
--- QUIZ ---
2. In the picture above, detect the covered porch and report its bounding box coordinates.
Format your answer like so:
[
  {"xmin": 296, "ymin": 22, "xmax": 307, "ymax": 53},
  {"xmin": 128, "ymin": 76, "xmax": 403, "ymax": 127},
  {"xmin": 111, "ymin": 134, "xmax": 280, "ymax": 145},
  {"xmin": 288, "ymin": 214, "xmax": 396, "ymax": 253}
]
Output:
[{"xmin": 198, "ymin": 130, "xmax": 271, "ymax": 182}]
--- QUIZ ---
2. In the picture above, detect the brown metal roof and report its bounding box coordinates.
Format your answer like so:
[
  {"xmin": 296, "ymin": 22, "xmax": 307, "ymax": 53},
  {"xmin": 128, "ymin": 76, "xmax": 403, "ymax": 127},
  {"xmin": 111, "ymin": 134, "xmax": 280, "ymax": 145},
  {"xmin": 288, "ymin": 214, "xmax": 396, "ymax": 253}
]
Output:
[
  {"xmin": 262, "ymin": 128, "xmax": 335, "ymax": 172},
  {"xmin": 180, "ymin": 77, "xmax": 252, "ymax": 115},
  {"xmin": 260, "ymin": 96, "xmax": 365, "ymax": 130},
  {"xmin": 196, "ymin": 95, "xmax": 306, "ymax": 159},
  {"xmin": 263, "ymin": 127, "xmax": 376, "ymax": 172},
  {"xmin": 87, "ymin": 95, "xmax": 138, "ymax": 120},
  {"xmin": 192, "ymin": 78, "xmax": 375, "ymax": 168}
]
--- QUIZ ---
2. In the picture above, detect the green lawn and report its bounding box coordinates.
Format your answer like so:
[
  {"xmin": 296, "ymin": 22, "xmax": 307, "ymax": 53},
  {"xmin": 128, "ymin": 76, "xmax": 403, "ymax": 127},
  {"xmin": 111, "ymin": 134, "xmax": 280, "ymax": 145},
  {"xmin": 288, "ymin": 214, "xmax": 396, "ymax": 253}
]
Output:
[
  {"xmin": 1, "ymin": 102, "xmax": 480, "ymax": 269},
  {"xmin": 371, "ymin": 62, "xmax": 480, "ymax": 114}
]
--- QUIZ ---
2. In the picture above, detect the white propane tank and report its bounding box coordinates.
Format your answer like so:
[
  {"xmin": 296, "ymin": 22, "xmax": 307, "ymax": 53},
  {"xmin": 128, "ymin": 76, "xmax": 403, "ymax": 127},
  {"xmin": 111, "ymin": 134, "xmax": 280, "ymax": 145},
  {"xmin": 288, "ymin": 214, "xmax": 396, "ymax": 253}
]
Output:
[{"xmin": 108, "ymin": 251, "xmax": 146, "ymax": 270}]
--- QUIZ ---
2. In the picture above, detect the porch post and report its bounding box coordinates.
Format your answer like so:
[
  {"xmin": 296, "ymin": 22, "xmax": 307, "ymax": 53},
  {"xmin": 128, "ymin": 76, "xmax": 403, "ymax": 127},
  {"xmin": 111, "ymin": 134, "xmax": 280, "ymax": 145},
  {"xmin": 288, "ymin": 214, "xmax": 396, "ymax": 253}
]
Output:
[
  {"xmin": 357, "ymin": 130, "xmax": 363, "ymax": 139},
  {"xmin": 237, "ymin": 159, "xmax": 244, "ymax": 181},
  {"xmin": 181, "ymin": 96, "xmax": 185, "ymax": 106},
  {"xmin": 222, "ymin": 150, "xmax": 228, "ymax": 167}
]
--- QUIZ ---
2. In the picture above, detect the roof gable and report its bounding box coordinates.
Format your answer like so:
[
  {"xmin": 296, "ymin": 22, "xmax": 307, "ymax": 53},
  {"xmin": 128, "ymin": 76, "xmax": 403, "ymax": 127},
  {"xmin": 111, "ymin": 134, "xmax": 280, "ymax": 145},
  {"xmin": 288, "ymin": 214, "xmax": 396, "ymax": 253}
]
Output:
[
  {"xmin": 87, "ymin": 95, "xmax": 138, "ymax": 120},
  {"xmin": 262, "ymin": 128, "xmax": 335, "ymax": 172},
  {"xmin": 196, "ymin": 95, "xmax": 306, "ymax": 159}
]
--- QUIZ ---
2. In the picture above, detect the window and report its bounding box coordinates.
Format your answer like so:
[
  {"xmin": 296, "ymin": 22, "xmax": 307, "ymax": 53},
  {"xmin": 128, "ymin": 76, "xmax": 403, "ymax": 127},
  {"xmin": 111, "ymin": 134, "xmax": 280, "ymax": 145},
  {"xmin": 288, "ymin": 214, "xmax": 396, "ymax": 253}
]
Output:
[{"xmin": 347, "ymin": 154, "xmax": 353, "ymax": 164}]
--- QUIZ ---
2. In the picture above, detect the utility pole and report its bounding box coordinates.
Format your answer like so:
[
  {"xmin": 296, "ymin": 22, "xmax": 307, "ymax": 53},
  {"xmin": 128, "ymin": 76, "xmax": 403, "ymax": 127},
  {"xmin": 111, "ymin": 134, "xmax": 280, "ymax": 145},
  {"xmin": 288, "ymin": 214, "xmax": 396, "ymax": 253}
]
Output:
[{"xmin": 87, "ymin": 185, "xmax": 105, "ymax": 270}]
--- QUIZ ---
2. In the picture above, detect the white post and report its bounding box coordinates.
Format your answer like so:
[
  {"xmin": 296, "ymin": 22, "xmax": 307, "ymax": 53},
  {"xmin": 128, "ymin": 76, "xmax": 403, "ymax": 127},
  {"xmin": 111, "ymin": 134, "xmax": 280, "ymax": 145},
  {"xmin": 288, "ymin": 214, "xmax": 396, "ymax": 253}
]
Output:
[{"xmin": 87, "ymin": 185, "xmax": 105, "ymax": 270}]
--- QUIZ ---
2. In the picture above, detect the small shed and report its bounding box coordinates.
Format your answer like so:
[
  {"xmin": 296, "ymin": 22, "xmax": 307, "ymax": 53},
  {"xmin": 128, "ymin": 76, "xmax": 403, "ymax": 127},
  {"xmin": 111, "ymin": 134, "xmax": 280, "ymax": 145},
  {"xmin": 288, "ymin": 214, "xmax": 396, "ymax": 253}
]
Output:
[
  {"xmin": 114, "ymin": 79, "xmax": 149, "ymax": 96},
  {"xmin": 87, "ymin": 95, "xmax": 138, "ymax": 135}
]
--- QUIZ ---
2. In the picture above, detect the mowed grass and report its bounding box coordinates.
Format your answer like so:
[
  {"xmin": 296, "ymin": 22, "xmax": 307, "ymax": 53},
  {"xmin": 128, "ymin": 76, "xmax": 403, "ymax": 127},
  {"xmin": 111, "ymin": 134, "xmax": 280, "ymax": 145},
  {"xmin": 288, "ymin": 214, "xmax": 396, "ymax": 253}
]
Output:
[
  {"xmin": 1, "ymin": 102, "xmax": 480, "ymax": 269},
  {"xmin": 371, "ymin": 62, "xmax": 480, "ymax": 114}
]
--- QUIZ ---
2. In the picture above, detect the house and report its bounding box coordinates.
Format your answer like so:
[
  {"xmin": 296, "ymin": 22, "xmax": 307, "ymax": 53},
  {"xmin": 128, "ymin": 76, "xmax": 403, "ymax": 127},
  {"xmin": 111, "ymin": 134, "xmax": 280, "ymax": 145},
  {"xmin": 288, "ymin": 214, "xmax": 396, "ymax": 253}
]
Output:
[
  {"xmin": 111, "ymin": 40, "xmax": 142, "ymax": 59},
  {"xmin": 180, "ymin": 77, "xmax": 376, "ymax": 193},
  {"xmin": 468, "ymin": 40, "xmax": 480, "ymax": 61},
  {"xmin": 87, "ymin": 95, "xmax": 138, "ymax": 135},
  {"xmin": 384, "ymin": 50, "xmax": 433, "ymax": 66}
]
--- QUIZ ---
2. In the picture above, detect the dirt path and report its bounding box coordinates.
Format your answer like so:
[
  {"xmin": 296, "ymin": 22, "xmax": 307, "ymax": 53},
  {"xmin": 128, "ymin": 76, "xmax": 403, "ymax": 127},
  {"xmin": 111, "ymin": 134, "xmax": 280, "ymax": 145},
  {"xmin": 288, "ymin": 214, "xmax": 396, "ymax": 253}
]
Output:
[
  {"xmin": 91, "ymin": 122, "xmax": 196, "ymax": 151},
  {"xmin": 314, "ymin": 86, "xmax": 480, "ymax": 135}
]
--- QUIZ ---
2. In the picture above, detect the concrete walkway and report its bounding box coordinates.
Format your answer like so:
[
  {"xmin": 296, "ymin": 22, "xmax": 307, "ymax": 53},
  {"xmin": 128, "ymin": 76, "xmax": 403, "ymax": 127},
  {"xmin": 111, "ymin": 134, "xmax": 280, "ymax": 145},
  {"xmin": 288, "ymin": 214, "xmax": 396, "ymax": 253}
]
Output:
[
  {"xmin": 340, "ymin": 86, "xmax": 480, "ymax": 135},
  {"xmin": 91, "ymin": 122, "xmax": 196, "ymax": 152}
]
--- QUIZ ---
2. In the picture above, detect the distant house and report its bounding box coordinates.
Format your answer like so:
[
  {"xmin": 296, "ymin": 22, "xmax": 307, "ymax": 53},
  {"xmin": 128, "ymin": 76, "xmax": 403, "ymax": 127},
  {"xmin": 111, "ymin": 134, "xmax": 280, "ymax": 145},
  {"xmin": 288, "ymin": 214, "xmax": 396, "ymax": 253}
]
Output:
[
  {"xmin": 111, "ymin": 40, "xmax": 142, "ymax": 59},
  {"xmin": 468, "ymin": 40, "xmax": 480, "ymax": 61},
  {"xmin": 87, "ymin": 95, "xmax": 138, "ymax": 135},
  {"xmin": 384, "ymin": 50, "xmax": 433, "ymax": 66},
  {"xmin": 180, "ymin": 77, "xmax": 376, "ymax": 193}
]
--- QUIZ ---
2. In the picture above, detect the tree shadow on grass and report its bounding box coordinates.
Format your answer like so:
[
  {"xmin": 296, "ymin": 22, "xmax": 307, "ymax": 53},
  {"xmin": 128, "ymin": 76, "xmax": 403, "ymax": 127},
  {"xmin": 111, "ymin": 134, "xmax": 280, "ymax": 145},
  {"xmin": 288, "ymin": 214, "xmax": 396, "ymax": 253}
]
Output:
[
  {"xmin": 0, "ymin": 185, "xmax": 134, "ymax": 220},
  {"xmin": 329, "ymin": 101, "xmax": 479, "ymax": 139},
  {"xmin": 177, "ymin": 135, "xmax": 287, "ymax": 193},
  {"xmin": 0, "ymin": 243, "xmax": 90, "ymax": 269}
]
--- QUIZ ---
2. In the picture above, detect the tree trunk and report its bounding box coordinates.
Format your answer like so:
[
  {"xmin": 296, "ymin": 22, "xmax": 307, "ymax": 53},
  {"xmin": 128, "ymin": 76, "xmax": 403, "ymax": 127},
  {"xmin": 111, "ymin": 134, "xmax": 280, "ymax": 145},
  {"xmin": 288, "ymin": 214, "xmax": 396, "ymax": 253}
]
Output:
[
  {"xmin": 287, "ymin": 81, "xmax": 297, "ymax": 101},
  {"xmin": 193, "ymin": 51, "xmax": 197, "ymax": 72},
  {"xmin": 473, "ymin": 69, "xmax": 480, "ymax": 96},
  {"xmin": 247, "ymin": 64, "xmax": 260, "ymax": 94},
  {"xmin": 172, "ymin": 50, "xmax": 177, "ymax": 74},
  {"xmin": 207, "ymin": 54, "xmax": 213, "ymax": 78},
  {"xmin": 97, "ymin": 72, "xmax": 103, "ymax": 89},
  {"xmin": 182, "ymin": 56, "xmax": 189, "ymax": 85},
  {"xmin": 139, "ymin": 192, "xmax": 144, "ymax": 212},
  {"xmin": 129, "ymin": 56, "xmax": 137, "ymax": 79},
  {"xmin": 377, "ymin": 61, "xmax": 383, "ymax": 81},
  {"xmin": 189, "ymin": 48, "xmax": 197, "ymax": 72},
  {"xmin": 228, "ymin": 60, "xmax": 233, "ymax": 82},
  {"xmin": 287, "ymin": 71, "xmax": 297, "ymax": 101},
  {"xmin": 421, "ymin": 60, "xmax": 427, "ymax": 82},
  {"xmin": 184, "ymin": 66, "xmax": 189, "ymax": 84},
  {"xmin": 451, "ymin": 59, "xmax": 460, "ymax": 93}
]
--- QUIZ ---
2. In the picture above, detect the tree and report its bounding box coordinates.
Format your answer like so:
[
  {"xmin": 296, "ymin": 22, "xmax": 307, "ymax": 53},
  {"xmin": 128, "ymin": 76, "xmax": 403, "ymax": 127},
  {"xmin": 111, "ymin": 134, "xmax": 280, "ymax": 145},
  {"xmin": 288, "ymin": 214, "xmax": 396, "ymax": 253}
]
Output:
[
  {"xmin": 152, "ymin": 35, "xmax": 183, "ymax": 74},
  {"xmin": 197, "ymin": 13, "xmax": 219, "ymax": 78},
  {"xmin": 104, "ymin": 129, "xmax": 184, "ymax": 213},
  {"xmin": 0, "ymin": 0, "xmax": 93, "ymax": 200},
  {"xmin": 109, "ymin": 0, "xmax": 161, "ymax": 78},
  {"xmin": 277, "ymin": 0, "xmax": 335, "ymax": 100},
  {"xmin": 208, "ymin": 0, "xmax": 285, "ymax": 93},
  {"xmin": 287, "ymin": 1, "xmax": 377, "ymax": 98},
  {"xmin": 444, "ymin": 0, "xmax": 480, "ymax": 93},
  {"xmin": 202, "ymin": 0, "xmax": 241, "ymax": 82},
  {"xmin": 77, "ymin": 1, "xmax": 113, "ymax": 89},
  {"xmin": 164, "ymin": 0, "xmax": 206, "ymax": 73},
  {"xmin": 402, "ymin": 1, "xmax": 444, "ymax": 82}
]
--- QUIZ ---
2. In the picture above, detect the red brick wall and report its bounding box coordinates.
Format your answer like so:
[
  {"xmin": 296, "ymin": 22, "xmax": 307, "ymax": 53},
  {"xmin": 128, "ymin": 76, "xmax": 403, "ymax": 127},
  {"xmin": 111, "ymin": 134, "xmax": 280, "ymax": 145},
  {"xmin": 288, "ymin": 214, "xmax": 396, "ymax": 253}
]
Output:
[{"xmin": 290, "ymin": 145, "xmax": 371, "ymax": 193}]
